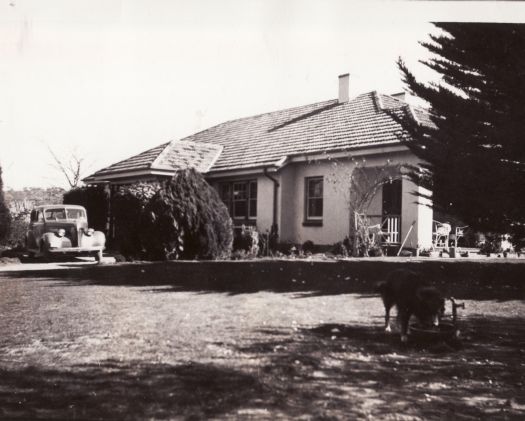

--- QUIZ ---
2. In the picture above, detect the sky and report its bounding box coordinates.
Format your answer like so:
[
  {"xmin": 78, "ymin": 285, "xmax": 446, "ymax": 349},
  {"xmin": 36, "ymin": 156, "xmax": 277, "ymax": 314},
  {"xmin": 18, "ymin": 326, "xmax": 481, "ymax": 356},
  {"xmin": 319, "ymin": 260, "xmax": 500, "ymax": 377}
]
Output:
[{"xmin": 1, "ymin": 0, "xmax": 524, "ymax": 190}]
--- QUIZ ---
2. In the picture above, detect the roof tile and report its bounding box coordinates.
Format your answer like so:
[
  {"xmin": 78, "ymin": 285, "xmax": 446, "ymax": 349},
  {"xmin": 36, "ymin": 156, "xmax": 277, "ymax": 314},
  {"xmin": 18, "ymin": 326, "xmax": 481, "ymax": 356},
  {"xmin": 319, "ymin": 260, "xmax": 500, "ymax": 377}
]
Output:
[{"xmin": 87, "ymin": 91, "xmax": 426, "ymax": 180}]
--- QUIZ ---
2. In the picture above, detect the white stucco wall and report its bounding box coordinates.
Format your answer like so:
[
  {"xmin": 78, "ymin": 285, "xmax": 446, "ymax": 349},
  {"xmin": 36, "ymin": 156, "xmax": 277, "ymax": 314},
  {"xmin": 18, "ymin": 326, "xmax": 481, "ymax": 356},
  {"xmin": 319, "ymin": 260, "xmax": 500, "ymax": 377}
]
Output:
[
  {"xmin": 279, "ymin": 160, "xmax": 352, "ymax": 245},
  {"xmin": 255, "ymin": 175, "xmax": 276, "ymax": 234},
  {"xmin": 208, "ymin": 147, "xmax": 433, "ymax": 249},
  {"xmin": 276, "ymin": 149, "xmax": 433, "ymax": 247},
  {"xmin": 417, "ymin": 185, "xmax": 434, "ymax": 249}
]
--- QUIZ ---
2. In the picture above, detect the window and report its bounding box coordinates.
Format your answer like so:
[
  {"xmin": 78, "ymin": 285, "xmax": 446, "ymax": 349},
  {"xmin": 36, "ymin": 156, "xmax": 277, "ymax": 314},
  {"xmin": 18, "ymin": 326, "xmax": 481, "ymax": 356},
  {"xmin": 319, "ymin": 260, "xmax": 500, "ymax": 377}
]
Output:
[
  {"xmin": 66, "ymin": 208, "xmax": 86, "ymax": 220},
  {"xmin": 44, "ymin": 208, "xmax": 66, "ymax": 220},
  {"xmin": 233, "ymin": 182, "xmax": 247, "ymax": 218},
  {"xmin": 305, "ymin": 177, "xmax": 323, "ymax": 222},
  {"xmin": 218, "ymin": 180, "xmax": 257, "ymax": 221}
]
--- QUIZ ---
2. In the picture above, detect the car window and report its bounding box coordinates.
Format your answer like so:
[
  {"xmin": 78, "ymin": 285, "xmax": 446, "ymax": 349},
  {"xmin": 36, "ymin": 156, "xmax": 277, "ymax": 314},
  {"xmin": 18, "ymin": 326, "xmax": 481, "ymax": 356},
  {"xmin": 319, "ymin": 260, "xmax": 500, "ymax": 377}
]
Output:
[
  {"xmin": 44, "ymin": 209, "xmax": 66, "ymax": 220},
  {"xmin": 66, "ymin": 209, "xmax": 86, "ymax": 220},
  {"xmin": 37, "ymin": 211, "xmax": 44, "ymax": 222}
]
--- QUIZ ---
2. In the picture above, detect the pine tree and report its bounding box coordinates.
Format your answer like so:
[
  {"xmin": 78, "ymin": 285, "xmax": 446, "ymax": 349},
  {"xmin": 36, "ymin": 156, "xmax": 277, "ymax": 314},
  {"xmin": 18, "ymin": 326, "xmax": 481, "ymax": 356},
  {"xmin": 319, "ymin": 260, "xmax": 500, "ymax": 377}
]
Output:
[
  {"xmin": 0, "ymin": 165, "xmax": 12, "ymax": 242},
  {"xmin": 397, "ymin": 23, "xmax": 525, "ymax": 238}
]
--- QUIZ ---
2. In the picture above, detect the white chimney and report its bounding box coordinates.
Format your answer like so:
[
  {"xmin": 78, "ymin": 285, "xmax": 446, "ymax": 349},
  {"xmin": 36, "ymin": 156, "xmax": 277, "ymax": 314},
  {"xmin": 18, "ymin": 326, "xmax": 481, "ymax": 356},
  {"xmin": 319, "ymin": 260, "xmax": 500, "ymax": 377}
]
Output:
[{"xmin": 338, "ymin": 73, "xmax": 349, "ymax": 103}]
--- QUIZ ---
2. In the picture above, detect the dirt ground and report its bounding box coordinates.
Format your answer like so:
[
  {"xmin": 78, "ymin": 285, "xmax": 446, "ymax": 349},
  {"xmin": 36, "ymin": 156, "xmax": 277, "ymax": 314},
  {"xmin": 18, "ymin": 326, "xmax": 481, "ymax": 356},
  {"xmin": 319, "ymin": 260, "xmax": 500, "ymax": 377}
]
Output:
[{"xmin": 0, "ymin": 259, "xmax": 524, "ymax": 420}]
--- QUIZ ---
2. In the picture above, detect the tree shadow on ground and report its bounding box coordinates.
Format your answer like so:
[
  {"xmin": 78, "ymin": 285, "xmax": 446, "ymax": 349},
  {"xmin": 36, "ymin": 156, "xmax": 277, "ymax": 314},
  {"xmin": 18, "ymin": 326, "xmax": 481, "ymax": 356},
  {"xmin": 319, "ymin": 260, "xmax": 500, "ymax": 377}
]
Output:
[
  {"xmin": 1, "ymin": 260, "xmax": 524, "ymax": 301},
  {"xmin": 233, "ymin": 315, "xmax": 525, "ymax": 420},
  {"xmin": 1, "ymin": 316, "xmax": 524, "ymax": 420},
  {"xmin": 0, "ymin": 361, "xmax": 270, "ymax": 420}
]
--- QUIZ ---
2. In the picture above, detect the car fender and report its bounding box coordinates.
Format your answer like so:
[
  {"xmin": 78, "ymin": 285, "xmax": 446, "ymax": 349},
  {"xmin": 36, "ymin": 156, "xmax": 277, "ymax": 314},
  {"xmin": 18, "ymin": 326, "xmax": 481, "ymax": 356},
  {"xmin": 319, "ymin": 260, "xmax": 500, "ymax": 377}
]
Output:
[{"xmin": 80, "ymin": 230, "xmax": 106, "ymax": 249}]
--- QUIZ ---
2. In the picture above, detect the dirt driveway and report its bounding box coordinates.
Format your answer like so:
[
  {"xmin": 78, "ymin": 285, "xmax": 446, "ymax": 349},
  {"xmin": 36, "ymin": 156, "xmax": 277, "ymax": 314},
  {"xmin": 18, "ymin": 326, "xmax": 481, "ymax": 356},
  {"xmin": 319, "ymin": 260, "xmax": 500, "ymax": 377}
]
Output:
[{"xmin": 0, "ymin": 260, "xmax": 524, "ymax": 420}]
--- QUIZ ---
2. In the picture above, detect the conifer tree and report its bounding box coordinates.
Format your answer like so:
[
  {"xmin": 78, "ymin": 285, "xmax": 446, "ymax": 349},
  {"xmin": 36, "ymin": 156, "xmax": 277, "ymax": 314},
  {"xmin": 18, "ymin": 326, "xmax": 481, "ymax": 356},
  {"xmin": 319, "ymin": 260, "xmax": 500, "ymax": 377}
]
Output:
[
  {"xmin": 142, "ymin": 169, "xmax": 233, "ymax": 260},
  {"xmin": 398, "ymin": 23, "xmax": 525, "ymax": 238}
]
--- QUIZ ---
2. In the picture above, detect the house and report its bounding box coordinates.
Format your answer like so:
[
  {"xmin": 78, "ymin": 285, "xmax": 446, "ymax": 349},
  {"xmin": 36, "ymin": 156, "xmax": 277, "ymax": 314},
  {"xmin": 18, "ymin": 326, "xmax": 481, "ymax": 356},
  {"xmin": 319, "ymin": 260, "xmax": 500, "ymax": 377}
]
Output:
[{"xmin": 84, "ymin": 75, "xmax": 433, "ymax": 250}]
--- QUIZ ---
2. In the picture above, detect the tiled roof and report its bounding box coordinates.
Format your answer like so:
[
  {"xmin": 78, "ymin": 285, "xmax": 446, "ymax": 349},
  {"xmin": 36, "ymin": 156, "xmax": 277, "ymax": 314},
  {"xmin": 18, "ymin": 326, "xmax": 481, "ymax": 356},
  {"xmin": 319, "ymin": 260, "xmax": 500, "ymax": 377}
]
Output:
[
  {"xmin": 154, "ymin": 141, "xmax": 223, "ymax": 173},
  {"xmin": 88, "ymin": 140, "xmax": 222, "ymax": 178},
  {"xmin": 182, "ymin": 91, "xmax": 415, "ymax": 172},
  {"xmin": 86, "ymin": 91, "xmax": 426, "ymax": 181},
  {"xmin": 90, "ymin": 142, "xmax": 170, "ymax": 177}
]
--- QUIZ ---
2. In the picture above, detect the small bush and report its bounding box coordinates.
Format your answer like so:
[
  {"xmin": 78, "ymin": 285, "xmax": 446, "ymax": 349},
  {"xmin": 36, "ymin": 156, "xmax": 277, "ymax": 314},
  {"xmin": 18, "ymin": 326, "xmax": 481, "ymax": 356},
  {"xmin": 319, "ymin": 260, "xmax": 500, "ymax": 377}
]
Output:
[
  {"xmin": 478, "ymin": 233, "xmax": 514, "ymax": 255},
  {"xmin": 368, "ymin": 246, "xmax": 384, "ymax": 257},
  {"xmin": 142, "ymin": 169, "xmax": 233, "ymax": 260},
  {"xmin": 302, "ymin": 240, "xmax": 315, "ymax": 254},
  {"xmin": 233, "ymin": 225, "xmax": 259, "ymax": 257},
  {"xmin": 330, "ymin": 237, "xmax": 353, "ymax": 257},
  {"xmin": 330, "ymin": 242, "xmax": 346, "ymax": 257},
  {"xmin": 230, "ymin": 249, "xmax": 251, "ymax": 260}
]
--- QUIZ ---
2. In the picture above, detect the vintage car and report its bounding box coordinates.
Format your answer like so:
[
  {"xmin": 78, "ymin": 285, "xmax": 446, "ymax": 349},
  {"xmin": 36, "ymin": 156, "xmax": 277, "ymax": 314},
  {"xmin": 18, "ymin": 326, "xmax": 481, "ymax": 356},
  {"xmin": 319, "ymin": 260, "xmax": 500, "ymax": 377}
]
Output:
[{"xmin": 26, "ymin": 204, "xmax": 106, "ymax": 261}]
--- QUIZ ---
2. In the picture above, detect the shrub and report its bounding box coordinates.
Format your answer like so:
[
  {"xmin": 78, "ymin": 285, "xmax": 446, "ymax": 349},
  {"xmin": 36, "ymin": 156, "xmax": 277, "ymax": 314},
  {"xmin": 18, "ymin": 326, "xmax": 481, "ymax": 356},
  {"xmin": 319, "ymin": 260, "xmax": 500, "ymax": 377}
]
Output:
[
  {"xmin": 368, "ymin": 246, "xmax": 384, "ymax": 257},
  {"xmin": 301, "ymin": 240, "xmax": 315, "ymax": 254},
  {"xmin": 233, "ymin": 225, "xmax": 259, "ymax": 257},
  {"xmin": 4, "ymin": 212, "xmax": 29, "ymax": 249},
  {"xmin": 331, "ymin": 237, "xmax": 351, "ymax": 257},
  {"xmin": 478, "ymin": 233, "xmax": 514, "ymax": 255},
  {"xmin": 230, "ymin": 249, "xmax": 251, "ymax": 260},
  {"xmin": 330, "ymin": 242, "xmax": 345, "ymax": 257},
  {"xmin": 255, "ymin": 228, "xmax": 279, "ymax": 257},
  {"xmin": 141, "ymin": 169, "xmax": 233, "ymax": 260},
  {"xmin": 110, "ymin": 182, "xmax": 160, "ymax": 259},
  {"xmin": 63, "ymin": 185, "xmax": 108, "ymax": 231},
  {"xmin": 0, "ymin": 166, "xmax": 11, "ymax": 244}
]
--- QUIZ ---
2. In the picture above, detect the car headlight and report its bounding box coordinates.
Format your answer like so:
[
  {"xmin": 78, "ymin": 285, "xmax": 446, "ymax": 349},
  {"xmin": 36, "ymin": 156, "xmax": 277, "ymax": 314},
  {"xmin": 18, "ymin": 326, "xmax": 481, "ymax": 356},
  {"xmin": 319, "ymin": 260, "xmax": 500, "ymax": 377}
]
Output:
[
  {"xmin": 57, "ymin": 229, "xmax": 66, "ymax": 237},
  {"xmin": 85, "ymin": 228, "xmax": 95, "ymax": 236}
]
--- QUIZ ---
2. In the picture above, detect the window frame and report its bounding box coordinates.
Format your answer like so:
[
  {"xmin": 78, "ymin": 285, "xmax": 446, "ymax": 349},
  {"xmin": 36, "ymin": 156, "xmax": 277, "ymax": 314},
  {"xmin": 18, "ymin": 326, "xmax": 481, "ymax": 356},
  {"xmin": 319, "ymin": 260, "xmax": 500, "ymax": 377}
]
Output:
[
  {"xmin": 304, "ymin": 176, "xmax": 324, "ymax": 225},
  {"xmin": 218, "ymin": 179, "xmax": 257, "ymax": 222}
]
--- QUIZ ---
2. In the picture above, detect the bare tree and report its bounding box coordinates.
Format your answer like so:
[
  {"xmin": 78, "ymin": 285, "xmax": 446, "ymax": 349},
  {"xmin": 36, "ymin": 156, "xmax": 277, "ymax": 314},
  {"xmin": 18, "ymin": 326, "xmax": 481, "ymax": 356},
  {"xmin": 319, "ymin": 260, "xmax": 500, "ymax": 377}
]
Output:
[{"xmin": 47, "ymin": 146, "xmax": 86, "ymax": 189}]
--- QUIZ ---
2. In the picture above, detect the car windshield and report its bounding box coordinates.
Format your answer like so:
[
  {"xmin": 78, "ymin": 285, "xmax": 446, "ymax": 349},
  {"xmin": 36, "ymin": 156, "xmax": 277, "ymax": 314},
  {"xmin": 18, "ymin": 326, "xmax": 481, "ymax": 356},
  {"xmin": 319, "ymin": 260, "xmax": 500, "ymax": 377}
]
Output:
[
  {"xmin": 66, "ymin": 208, "xmax": 86, "ymax": 220},
  {"xmin": 44, "ymin": 208, "xmax": 86, "ymax": 220}
]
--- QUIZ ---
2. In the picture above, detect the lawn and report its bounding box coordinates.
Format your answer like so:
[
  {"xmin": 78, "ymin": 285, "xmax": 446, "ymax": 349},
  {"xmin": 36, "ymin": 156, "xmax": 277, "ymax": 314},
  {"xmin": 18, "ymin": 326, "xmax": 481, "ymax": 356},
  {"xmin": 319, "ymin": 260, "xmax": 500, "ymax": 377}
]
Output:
[{"xmin": 0, "ymin": 259, "xmax": 524, "ymax": 419}]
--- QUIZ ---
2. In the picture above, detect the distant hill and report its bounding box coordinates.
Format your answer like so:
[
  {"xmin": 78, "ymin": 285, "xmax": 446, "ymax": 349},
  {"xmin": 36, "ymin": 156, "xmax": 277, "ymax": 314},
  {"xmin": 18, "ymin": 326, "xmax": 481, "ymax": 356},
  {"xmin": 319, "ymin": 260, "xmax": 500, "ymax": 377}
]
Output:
[{"xmin": 5, "ymin": 187, "xmax": 66, "ymax": 214}]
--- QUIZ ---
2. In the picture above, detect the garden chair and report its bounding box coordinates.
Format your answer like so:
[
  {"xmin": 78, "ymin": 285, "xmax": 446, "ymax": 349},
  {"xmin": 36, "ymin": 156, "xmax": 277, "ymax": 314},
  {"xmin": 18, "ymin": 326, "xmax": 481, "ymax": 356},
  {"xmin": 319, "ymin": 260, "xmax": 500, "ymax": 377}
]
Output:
[{"xmin": 433, "ymin": 220, "xmax": 451, "ymax": 249}]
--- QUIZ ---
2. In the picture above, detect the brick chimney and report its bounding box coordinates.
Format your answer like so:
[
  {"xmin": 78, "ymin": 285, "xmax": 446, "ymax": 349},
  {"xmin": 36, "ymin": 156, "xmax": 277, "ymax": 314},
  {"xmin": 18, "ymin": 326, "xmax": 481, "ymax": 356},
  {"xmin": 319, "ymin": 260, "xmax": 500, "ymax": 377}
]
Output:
[{"xmin": 338, "ymin": 73, "xmax": 349, "ymax": 103}]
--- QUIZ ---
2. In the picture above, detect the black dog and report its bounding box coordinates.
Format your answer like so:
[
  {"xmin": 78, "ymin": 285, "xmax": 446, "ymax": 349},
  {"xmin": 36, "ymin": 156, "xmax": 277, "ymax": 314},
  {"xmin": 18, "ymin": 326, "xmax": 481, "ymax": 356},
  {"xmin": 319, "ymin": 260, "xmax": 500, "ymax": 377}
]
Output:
[{"xmin": 376, "ymin": 269, "xmax": 445, "ymax": 342}]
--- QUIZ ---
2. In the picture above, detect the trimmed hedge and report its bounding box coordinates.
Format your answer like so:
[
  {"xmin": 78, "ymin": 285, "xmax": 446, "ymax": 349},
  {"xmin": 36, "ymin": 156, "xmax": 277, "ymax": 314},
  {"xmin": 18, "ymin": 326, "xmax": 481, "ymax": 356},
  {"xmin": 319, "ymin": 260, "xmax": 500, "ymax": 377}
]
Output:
[
  {"xmin": 63, "ymin": 185, "xmax": 108, "ymax": 232},
  {"xmin": 111, "ymin": 183, "xmax": 159, "ymax": 259}
]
